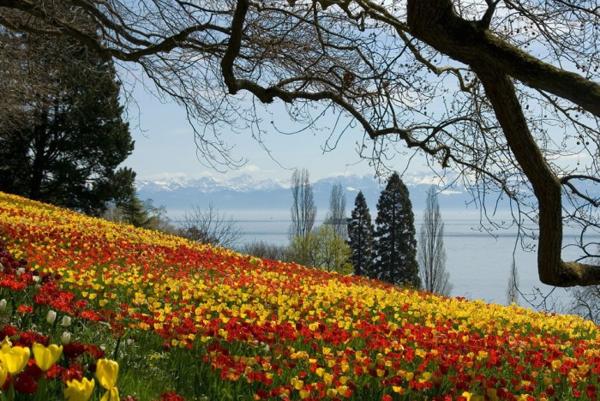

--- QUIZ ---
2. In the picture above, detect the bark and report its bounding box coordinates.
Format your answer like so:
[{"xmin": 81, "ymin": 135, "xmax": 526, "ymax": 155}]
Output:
[
  {"xmin": 478, "ymin": 71, "xmax": 600, "ymax": 286},
  {"xmin": 407, "ymin": 0, "xmax": 600, "ymax": 286}
]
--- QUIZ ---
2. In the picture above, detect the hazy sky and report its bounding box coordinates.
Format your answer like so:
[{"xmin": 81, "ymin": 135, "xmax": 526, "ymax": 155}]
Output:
[{"xmin": 121, "ymin": 77, "xmax": 435, "ymax": 184}]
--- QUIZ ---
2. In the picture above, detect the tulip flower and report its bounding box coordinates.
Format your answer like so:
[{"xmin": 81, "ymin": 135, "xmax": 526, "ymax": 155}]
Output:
[
  {"xmin": 96, "ymin": 359, "xmax": 119, "ymax": 390},
  {"xmin": 32, "ymin": 343, "xmax": 63, "ymax": 371},
  {"xmin": 61, "ymin": 316, "xmax": 72, "ymax": 327},
  {"xmin": 61, "ymin": 331, "xmax": 72, "ymax": 344},
  {"xmin": 0, "ymin": 359, "xmax": 7, "ymax": 387},
  {"xmin": 46, "ymin": 310, "xmax": 57, "ymax": 324},
  {"xmin": 100, "ymin": 386, "xmax": 120, "ymax": 401},
  {"xmin": 64, "ymin": 377, "xmax": 95, "ymax": 401},
  {"xmin": 0, "ymin": 345, "xmax": 30, "ymax": 374},
  {"xmin": 1, "ymin": 336, "xmax": 12, "ymax": 351}
]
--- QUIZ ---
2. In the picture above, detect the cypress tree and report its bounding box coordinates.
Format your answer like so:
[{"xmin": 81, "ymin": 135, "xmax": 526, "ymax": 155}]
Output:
[
  {"xmin": 373, "ymin": 172, "xmax": 420, "ymax": 287},
  {"xmin": 348, "ymin": 191, "xmax": 374, "ymax": 277}
]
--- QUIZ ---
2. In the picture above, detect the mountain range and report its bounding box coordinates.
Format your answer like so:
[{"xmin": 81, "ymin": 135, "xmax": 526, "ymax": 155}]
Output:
[{"xmin": 136, "ymin": 174, "xmax": 476, "ymax": 214}]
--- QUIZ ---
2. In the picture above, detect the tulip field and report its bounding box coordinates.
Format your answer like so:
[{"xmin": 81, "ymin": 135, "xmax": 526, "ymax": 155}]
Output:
[{"xmin": 0, "ymin": 191, "xmax": 598, "ymax": 401}]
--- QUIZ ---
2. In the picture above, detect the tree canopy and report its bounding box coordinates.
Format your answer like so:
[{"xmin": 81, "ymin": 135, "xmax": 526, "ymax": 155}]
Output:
[
  {"xmin": 0, "ymin": 31, "xmax": 134, "ymax": 215},
  {"xmin": 1, "ymin": 0, "xmax": 598, "ymax": 285},
  {"xmin": 348, "ymin": 191, "xmax": 374, "ymax": 277},
  {"xmin": 374, "ymin": 172, "xmax": 420, "ymax": 287}
]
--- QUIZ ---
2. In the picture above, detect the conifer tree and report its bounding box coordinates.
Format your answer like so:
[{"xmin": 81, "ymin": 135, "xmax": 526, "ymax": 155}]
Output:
[
  {"xmin": 0, "ymin": 33, "xmax": 134, "ymax": 215},
  {"xmin": 373, "ymin": 172, "xmax": 420, "ymax": 287},
  {"xmin": 348, "ymin": 191, "xmax": 374, "ymax": 277}
]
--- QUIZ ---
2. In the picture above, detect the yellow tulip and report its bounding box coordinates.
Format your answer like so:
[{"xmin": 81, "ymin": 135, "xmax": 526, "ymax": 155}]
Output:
[
  {"xmin": 64, "ymin": 378, "xmax": 95, "ymax": 401},
  {"xmin": 0, "ymin": 359, "xmax": 7, "ymax": 387},
  {"xmin": 100, "ymin": 386, "xmax": 120, "ymax": 401},
  {"xmin": 33, "ymin": 343, "xmax": 63, "ymax": 371},
  {"xmin": 0, "ymin": 336, "xmax": 12, "ymax": 350},
  {"xmin": 0, "ymin": 346, "xmax": 30, "ymax": 374},
  {"xmin": 96, "ymin": 359, "xmax": 119, "ymax": 390}
]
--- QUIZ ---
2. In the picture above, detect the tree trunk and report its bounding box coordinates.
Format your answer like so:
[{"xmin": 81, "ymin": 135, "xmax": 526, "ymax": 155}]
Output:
[{"xmin": 406, "ymin": 0, "xmax": 600, "ymax": 286}]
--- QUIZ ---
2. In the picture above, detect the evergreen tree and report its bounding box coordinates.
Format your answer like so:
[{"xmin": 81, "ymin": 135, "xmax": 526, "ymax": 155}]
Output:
[
  {"xmin": 0, "ymin": 33, "xmax": 134, "ymax": 215},
  {"xmin": 373, "ymin": 172, "xmax": 420, "ymax": 287},
  {"xmin": 119, "ymin": 196, "xmax": 154, "ymax": 228},
  {"xmin": 348, "ymin": 191, "xmax": 374, "ymax": 277}
]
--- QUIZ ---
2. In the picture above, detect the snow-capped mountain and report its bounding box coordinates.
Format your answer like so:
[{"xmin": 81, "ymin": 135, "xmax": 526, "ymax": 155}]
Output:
[
  {"xmin": 137, "ymin": 174, "xmax": 285, "ymax": 193},
  {"xmin": 136, "ymin": 174, "xmax": 471, "ymax": 212}
]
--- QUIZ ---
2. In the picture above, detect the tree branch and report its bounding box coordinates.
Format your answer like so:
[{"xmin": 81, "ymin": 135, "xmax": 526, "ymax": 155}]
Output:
[
  {"xmin": 406, "ymin": 0, "xmax": 600, "ymax": 117},
  {"xmin": 476, "ymin": 68, "xmax": 600, "ymax": 286}
]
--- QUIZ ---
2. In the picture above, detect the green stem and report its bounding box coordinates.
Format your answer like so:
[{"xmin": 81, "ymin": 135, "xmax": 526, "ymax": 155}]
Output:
[
  {"xmin": 7, "ymin": 382, "xmax": 14, "ymax": 401},
  {"xmin": 112, "ymin": 336, "xmax": 122, "ymax": 360},
  {"xmin": 35, "ymin": 377, "xmax": 47, "ymax": 401},
  {"xmin": 9, "ymin": 298, "xmax": 15, "ymax": 320}
]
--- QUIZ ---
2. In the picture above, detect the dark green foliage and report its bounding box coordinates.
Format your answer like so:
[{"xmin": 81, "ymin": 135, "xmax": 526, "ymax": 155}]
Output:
[
  {"xmin": 373, "ymin": 172, "xmax": 420, "ymax": 287},
  {"xmin": 0, "ymin": 34, "xmax": 134, "ymax": 215},
  {"xmin": 348, "ymin": 191, "xmax": 374, "ymax": 277},
  {"xmin": 104, "ymin": 196, "xmax": 173, "ymax": 232},
  {"xmin": 119, "ymin": 196, "xmax": 154, "ymax": 228}
]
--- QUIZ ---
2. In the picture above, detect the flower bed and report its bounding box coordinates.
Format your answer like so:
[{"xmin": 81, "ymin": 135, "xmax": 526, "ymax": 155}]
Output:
[{"xmin": 0, "ymin": 191, "xmax": 598, "ymax": 400}]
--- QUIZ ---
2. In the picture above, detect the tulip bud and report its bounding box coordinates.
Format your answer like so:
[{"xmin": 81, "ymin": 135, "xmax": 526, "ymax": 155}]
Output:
[
  {"xmin": 32, "ymin": 275, "xmax": 41, "ymax": 283},
  {"xmin": 46, "ymin": 310, "xmax": 57, "ymax": 324},
  {"xmin": 0, "ymin": 299, "xmax": 7, "ymax": 312},
  {"xmin": 61, "ymin": 331, "xmax": 72, "ymax": 344},
  {"xmin": 61, "ymin": 316, "xmax": 72, "ymax": 327},
  {"xmin": 16, "ymin": 267, "xmax": 25, "ymax": 276},
  {"xmin": 0, "ymin": 262, "xmax": 4, "ymax": 272},
  {"xmin": 96, "ymin": 358, "xmax": 119, "ymax": 390},
  {"xmin": 1, "ymin": 336, "xmax": 12, "ymax": 349}
]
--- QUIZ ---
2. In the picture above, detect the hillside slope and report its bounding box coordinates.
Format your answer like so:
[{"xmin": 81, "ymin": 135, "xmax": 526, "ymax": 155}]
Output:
[{"xmin": 0, "ymin": 191, "xmax": 598, "ymax": 401}]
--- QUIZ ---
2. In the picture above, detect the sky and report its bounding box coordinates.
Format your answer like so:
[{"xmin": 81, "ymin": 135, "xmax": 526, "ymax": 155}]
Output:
[{"xmin": 120, "ymin": 75, "xmax": 436, "ymax": 185}]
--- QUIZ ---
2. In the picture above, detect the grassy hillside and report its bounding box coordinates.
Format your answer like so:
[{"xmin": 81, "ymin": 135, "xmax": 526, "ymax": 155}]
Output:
[{"xmin": 0, "ymin": 191, "xmax": 598, "ymax": 401}]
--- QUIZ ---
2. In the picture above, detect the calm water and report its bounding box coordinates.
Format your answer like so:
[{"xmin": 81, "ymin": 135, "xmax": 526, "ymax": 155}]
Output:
[{"xmin": 168, "ymin": 209, "xmax": 584, "ymax": 309}]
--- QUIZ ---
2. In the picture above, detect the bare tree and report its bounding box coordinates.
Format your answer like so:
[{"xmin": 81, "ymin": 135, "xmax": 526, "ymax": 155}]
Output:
[
  {"xmin": 506, "ymin": 260, "xmax": 519, "ymax": 305},
  {"xmin": 569, "ymin": 248, "xmax": 600, "ymax": 322},
  {"xmin": 326, "ymin": 182, "xmax": 347, "ymax": 238},
  {"xmin": 1, "ymin": 1, "xmax": 599, "ymax": 286},
  {"xmin": 418, "ymin": 186, "xmax": 451, "ymax": 295},
  {"xmin": 290, "ymin": 168, "xmax": 316, "ymax": 239},
  {"xmin": 178, "ymin": 204, "xmax": 241, "ymax": 248},
  {"xmin": 570, "ymin": 286, "xmax": 600, "ymax": 324},
  {"xmin": 241, "ymin": 241, "xmax": 289, "ymax": 262}
]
